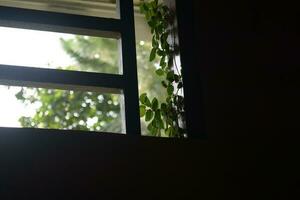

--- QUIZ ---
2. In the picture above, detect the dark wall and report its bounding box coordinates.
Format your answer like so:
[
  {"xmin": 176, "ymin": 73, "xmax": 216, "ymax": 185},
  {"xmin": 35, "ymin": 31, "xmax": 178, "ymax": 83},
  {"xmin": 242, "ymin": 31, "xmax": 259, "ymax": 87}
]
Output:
[
  {"xmin": 179, "ymin": 0, "xmax": 299, "ymax": 199},
  {"xmin": 0, "ymin": 129, "xmax": 209, "ymax": 199},
  {"xmin": 189, "ymin": 1, "xmax": 299, "ymax": 142},
  {"xmin": 1, "ymin": 1, "xmax": 299, "ymax": 199}
]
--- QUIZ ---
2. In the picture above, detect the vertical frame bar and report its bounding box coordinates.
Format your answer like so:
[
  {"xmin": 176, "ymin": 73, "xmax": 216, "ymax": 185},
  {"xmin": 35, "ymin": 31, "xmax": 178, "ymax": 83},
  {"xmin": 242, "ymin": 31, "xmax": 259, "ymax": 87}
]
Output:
[
  {"xmin": 117, "ymin": 0, "xmax": 141, "ymax": 135},
  {"xmin": 175, "ymin": 0, "xmax": 206, "ymax": 139}
]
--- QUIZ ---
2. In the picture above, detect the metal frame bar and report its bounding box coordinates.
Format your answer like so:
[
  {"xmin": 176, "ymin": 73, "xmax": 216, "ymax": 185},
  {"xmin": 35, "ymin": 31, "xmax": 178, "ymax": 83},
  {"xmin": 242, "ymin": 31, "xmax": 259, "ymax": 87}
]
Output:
[
  {"xmin": 0, "ymin": 6, "xmax": 121, "ymax": 33},
  {"xmin": 0, "ymin": 65, "xmax": 124, "ymax": 94},
  {"xmin": 175, "ymin": 0, "xmax": 206, "ymax": 139},
  {"xmin": 0, "ymin": 127, "xmax": 125, "ymax": 136},
  {"xmin": 0, "ymin": 0, "xmax": 141, "ymax": 135},
  {"xmin": 0, "ymin": 0, "xmax": 119, "ymax": 19},
  {"xmin": 118, "ymin": 0, "xmax": 141, "ymax": 135}
]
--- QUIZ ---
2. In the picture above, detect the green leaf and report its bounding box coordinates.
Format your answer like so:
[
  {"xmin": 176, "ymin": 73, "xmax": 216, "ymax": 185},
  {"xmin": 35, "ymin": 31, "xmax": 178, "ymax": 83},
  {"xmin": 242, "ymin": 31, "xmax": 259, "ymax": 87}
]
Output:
[
  {"xmin": 139, "ymin": 93, "xmax": 147, "ymax": 104},
  {"xmin": 157, "ymin": 119, "xmax": 164, "ymax": 129},
  {"xmin": 162, "ymin": 5, "xmax": 169, "ymax": 13},
  {"xmin": 151, "ymin": 98, "xmax": 159, "ymax": 110},
  {"xmin": 145, "ymin": 97, "xmax": 152, "ymax": 107},
  {"xmin": 161, "ymin": 40, "xmax": 169, "ymax": 50},
  {"xmin": 145, "ymin": 110, "xmax": 154, "ymax": 122},
  {"xmin": 161, "ymin": 81, "xmax": 167, "ymax": 88},
  {"xmin": 150, "ymin": 48, "xmax": 156, "ymax": 61},
  {"xmin": 147, "ymin": 122, "xmax": 153, "ymax": 132},
  {"xmin": 139, "ymin": 105, "xmax": 146, "ymax": 117},
  {"xmin": 166, "ymin": 117, "xmax": 173, "ymax": 126},
  {"xmin": 174, "ymin": 74, "xmax": 180, "ymax": 83},
  {"xmin": 178, "ymin": 82, "xmax": 183, "ymax": 89},
  {"xmin": 155, "ymin": 30, "xmax": 160, "ymax": 40},
  {"xmin": 148, "ymin": 20, "xmax": 156, "ymax": 27},
  {"xmin": 167, "ymin": 85, "xmax": 174, "ymax": 95},
  {"xmin": 149, "ymin": 120, "xmax": 158, "ymax": 135},
  {"xmin": 177, "ymin": 95, "xmax": 184, "ymax": 105},
  {"xmin": 152, "ymin": 37, "xmax": 158, "ymax": 48},
  {"xmin": 140, "ymin": 4, "xmax": 146, "ymax": 13},
  {"xmin": 151, "ymin": 119, "xmax": 157, "ymax": 129},
  {"xmin": 15, "ymin": 89, "xmax": 24, "ymax": 100},
  {"xmin": 151, "ymin": 27, "xmax": 154, "ymax": 34},
  {"xmin": 168, "ymin": 56, "xmax": 173, "ymax": 67},
  {"xmin": 155, "ymin": 69, "xmax": 164, "ymax": 76},
  {"xmin": 161, "ymin": 32, "xmax": 168, "ymax": 42},
  {"xmin": 165, "ymin": 127, "xmax": 172, "ymax": 136},
  {"xmin": 157, "ymin": 49, "xmax": 164, "ymax": 56},
  {"xmin": 154, "ymin": 110, "xmax": 164, "ymax": 129},
  {"xmin": 166, "ymin": 96, "xmax": 171, "ymax": 103},
  {"xmin": 154, "ymin": 109, "xmax": 160, "ymax": 119},
  {"xmin": 142, "ymin": 4, "xmax": 149, "ymax": 12},
  {"xmin": 161, "ymin": 103, "xmax": 167, "ymax": 113},
  {"xmin": 160, "ymin": 56, "xmax": 166, "ymax": 68},
  {"xmin": 140, "ymin": 93, "xmax": 152, "ymax": 107},
  {"xmin": 157, "ymin": 24, "xmax": 163, "ymax": 33},
  {"xmin": 167, "ymin": 71, "xmax": 175, "ymax": 82}
]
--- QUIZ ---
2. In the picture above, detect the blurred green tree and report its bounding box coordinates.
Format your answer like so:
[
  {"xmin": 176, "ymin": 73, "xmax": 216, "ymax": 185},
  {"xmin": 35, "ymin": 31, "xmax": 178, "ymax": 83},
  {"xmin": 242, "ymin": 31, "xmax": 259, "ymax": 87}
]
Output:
[{"xmin": 16, "ymin": 36, "xmax": 166, "ymax": 134}]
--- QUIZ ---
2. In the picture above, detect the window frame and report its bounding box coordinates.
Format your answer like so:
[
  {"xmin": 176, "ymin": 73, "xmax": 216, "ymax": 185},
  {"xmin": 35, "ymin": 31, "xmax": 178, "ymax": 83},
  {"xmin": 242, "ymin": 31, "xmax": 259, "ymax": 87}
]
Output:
[
  {"xmin": 0, "ymin": 0, "xmax": 207, "ymax": 139},
  {"xmin": 0, "ymin": 0, "xmax": 141, "ymax": 135},
  {"xmin": 175, "ymin": 0, "xmax": 206, "ymax": 139}
]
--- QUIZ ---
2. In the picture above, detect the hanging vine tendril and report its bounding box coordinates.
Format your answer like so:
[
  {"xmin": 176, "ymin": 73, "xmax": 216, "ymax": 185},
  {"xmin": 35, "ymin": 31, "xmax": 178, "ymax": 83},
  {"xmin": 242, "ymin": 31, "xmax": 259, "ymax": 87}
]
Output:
[{"xmin": 139, "ymin": 0, "xmax": 186, "ymax": 138}]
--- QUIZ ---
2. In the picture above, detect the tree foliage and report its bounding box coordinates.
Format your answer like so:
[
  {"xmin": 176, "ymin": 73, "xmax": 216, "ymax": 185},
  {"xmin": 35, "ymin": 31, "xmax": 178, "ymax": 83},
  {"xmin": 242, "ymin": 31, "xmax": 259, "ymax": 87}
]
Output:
[{"xmin": 16, "ymin": 36, "xmax": 166, "ymax": 135}]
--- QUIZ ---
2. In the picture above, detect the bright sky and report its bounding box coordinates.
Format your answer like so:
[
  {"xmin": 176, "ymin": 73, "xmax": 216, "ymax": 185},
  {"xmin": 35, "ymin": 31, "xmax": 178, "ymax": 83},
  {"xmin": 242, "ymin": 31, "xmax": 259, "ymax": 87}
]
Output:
[{"xmin": 0, "ymin": 26, "xmax": 75, "ymax": 127}]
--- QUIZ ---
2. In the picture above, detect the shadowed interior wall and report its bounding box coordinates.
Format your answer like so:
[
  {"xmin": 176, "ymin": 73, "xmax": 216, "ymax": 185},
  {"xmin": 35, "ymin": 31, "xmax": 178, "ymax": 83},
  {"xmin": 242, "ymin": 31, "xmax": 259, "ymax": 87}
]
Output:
[{"xmin": 0, "ymin": 0, "xmax": 299, "ymax": 199}]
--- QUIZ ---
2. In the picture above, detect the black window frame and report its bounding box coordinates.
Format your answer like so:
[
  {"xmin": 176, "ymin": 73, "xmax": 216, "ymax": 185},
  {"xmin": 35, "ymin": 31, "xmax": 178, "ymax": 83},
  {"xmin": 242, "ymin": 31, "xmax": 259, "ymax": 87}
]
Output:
[
  {"xmin": 0, "ymin": 0, "xmax": 207, "ymax": 139},
  {"xmin": 175, "ymin": 0, "xmax": 206, "ymax": 139},
  {"xmin": 0, "ymin": 0, "xmax": 141, "ymax": 135}
]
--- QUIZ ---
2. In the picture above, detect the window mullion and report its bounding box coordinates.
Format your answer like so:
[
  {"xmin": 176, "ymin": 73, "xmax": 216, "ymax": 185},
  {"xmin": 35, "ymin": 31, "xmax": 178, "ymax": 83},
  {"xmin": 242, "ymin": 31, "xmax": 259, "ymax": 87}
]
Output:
[{"xmin": 118, "ymin": 0, "xmax": 141, "ymax": 135}]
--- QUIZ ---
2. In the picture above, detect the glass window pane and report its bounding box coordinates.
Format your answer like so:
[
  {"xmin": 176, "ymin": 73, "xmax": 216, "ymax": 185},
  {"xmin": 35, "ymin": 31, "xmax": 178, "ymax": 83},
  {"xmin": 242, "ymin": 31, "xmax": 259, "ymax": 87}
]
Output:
[
  {"xmin": 0, "ymin": 0, "xmax": 118, "ymax": 19},
  {"xmin": 0, "ymin": 85, "xmax": 125, "ymax": 133},
  {"xmin": 0, "ymin": 26, "xmax": 121, "ymax": 74}
]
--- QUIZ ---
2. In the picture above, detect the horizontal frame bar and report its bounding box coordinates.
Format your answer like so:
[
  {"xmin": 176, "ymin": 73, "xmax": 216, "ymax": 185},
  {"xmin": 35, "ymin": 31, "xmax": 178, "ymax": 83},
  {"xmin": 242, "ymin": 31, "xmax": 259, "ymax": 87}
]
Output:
[
  {"xmin": 0, "ymin": 64, "xmax": 124, "ymax": 94},
  {"xmin": 0, "ymin": 0, "xmax": 118, "ymax": 19},
  {"xmin": 0, "ymin": 19, "xmax": 121, "ymax": 39},
  {"xmin": 0, "ymin": 6, "xmax": 122, "ymax": 37},
  {"xmin": 0, "ymin": 127, "xmax": 125, "ymax": 136}
]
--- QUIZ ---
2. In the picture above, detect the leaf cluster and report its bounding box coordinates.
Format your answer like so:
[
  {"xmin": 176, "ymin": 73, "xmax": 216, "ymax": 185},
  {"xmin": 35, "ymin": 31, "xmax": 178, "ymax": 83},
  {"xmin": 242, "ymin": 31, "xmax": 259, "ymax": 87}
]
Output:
[{"xmin": 139, "ymin": 0, "xmax": 186, "ymax": 137}]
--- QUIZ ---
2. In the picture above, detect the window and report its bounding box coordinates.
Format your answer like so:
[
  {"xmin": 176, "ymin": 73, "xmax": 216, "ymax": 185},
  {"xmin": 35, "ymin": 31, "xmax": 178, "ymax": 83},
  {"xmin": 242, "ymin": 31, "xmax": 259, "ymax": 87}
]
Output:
[
  {"xmin": 0, "ymin": 0, "xmax": 141, "ymax": 135},
  {"xmin": 0, "ymin": 0, "xmax": 200, "ymax": 138}
]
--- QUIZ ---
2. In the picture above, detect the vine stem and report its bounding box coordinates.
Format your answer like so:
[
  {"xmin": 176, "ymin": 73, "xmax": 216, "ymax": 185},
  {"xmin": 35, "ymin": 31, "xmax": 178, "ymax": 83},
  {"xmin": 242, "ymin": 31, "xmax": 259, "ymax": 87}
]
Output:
[{"xmin": 171, "ymin": 23, "xmax": 181, "ymax": 76}]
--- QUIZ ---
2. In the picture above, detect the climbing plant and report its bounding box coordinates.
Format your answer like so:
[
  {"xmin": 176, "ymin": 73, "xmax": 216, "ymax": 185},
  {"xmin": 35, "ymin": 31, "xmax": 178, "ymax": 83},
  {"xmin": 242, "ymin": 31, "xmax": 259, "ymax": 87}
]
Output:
[{"xmin": 139, "ymin": 0, "xmax": 186, "ymax": 137}]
